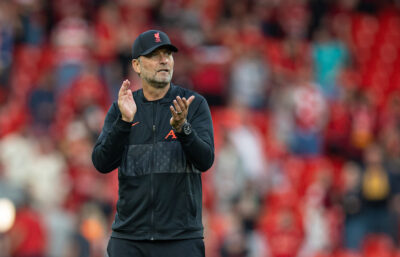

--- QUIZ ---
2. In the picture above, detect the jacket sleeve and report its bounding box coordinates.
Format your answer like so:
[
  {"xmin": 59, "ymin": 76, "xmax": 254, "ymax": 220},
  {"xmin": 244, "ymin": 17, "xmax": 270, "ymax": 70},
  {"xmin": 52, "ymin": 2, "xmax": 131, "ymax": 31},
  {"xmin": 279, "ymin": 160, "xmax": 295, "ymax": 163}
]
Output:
[
  {"xmin": 92, "ymin": 102, "xmax": 132, "ymax": 173},
  {"xmin": 177, "ymin": 97, "xmax": 215, "ymax": 172}
]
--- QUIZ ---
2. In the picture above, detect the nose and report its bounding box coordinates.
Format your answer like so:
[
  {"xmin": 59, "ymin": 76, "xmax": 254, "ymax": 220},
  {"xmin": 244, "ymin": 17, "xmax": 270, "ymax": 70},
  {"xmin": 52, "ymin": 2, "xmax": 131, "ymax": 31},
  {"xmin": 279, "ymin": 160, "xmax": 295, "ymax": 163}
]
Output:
[{"xmin": 159, "ymin": 53, "xmax": 169, "ymax": 64}]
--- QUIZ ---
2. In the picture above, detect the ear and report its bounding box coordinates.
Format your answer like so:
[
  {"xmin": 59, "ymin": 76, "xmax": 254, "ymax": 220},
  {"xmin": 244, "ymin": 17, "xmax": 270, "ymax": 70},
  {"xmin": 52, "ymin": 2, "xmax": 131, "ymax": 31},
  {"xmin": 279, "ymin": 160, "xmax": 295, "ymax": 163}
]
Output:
[{"xmin": 132, "ymin": 59, "xmax": 140, "ymax": 74}]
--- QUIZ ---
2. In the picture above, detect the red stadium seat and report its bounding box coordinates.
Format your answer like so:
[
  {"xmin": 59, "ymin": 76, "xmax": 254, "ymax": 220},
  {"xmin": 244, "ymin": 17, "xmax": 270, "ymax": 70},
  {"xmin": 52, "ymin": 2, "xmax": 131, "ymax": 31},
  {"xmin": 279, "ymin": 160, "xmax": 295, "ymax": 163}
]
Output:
[{"xmin": 362, "ymin": 234, "xmax": 394, "ymax": 257}]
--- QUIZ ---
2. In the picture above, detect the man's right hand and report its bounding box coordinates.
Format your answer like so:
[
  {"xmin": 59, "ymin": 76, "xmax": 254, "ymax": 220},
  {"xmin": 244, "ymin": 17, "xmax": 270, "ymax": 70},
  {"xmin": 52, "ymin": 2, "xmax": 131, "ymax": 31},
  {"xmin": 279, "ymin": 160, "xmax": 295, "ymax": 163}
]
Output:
[{"xmin": 118, "ymin": 79, "xmax": 137, "ymax": 122}]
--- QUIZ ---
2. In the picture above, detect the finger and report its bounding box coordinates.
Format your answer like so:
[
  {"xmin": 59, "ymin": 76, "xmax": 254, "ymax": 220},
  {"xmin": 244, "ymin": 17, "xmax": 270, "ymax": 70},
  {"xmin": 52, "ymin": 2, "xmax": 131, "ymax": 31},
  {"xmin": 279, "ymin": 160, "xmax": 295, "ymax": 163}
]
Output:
[
  {"xmin": 127, "ymin": 89, "xmax": 133, "ymax": 98},
  {"xmin": 176, "ymin": 96, "xmax": 186, "ymax": 112},
  {"xmin": 173, "ymin": 100, "xmax": 183, "ymax": 114},
  {"xmin": 122, "ymin": 79, "xmax": 130, "ymax": 89},
  {"xmin": 124, "ymin": 80, "xmax": 131, "ymax": 92},
  {"xmin": 182, "ymin": 97, "xmax": 188, "ymax": 109},
  {"xmin": 170, "ymin": 105, "xmax": 178, "ymax": 118},
  {"xmin": 119, "ymin": 80, "xmax": 130, "ymax": 97}
]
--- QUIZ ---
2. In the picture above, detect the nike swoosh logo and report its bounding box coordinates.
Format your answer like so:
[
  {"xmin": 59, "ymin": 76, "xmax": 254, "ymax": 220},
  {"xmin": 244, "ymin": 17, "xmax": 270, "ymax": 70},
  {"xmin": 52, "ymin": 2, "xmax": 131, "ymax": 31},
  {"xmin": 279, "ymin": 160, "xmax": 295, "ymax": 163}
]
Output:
[{"xmin": 131, "ymin": 121, "xmax": 140, "ymax": 127}]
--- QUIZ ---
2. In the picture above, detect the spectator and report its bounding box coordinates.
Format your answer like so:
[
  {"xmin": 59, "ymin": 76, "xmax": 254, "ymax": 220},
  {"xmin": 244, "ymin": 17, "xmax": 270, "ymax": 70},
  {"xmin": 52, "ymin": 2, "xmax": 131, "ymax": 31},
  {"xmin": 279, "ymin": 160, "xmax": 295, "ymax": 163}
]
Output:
[
  {"xmin": 28, "ymin": 72, "xmax": 56, "ymax": 133},
  {"xmin": 213, "ymin": 129, "xmax": 246, "ymax": 213},
  {"xmin": 51, "ymin": 3, "xmax": 92, "ymax": 93},
  {"xmin": 360, "ymin": 143, "xmax": 397, "ymax": 243},
  {"xmin": 348, "ymin": 90, "xmax": 377, "ymax": 162},
  {"xmin": 311, "ymin": 19, "xmax": 349, "ymax": 100},
  {"xmin": 289, "ymin": 69, "xmax": 328, "ymax": 156},
  {"xmin": 7, "ymin": 193, "xmax": 47, "ymax": 257},
  {"xmin": 299, "ymin": 167, "xmax": 334, "ymax": 256},
  {"xmin": 230, "ymin": 48, "xmax": 269, "ymax": 110},
  {"xmin": 341, "ymin": 161, "xmax": 364, "ymax": 250},
  {"xmin": 16, "ymin": 0, "xmax": 46, "ymax": 46},
  {"xmin": 219, "ymin": 213, "xmax": 249, "ymax": 257}
]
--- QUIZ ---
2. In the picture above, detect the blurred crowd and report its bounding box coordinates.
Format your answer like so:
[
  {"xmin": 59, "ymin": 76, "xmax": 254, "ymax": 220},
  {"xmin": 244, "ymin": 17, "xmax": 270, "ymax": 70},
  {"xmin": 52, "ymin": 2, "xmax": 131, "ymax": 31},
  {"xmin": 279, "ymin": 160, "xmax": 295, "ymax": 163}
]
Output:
[{"xmin": 1, "ymin": 0, "xmax": 400, "ymax": 256}]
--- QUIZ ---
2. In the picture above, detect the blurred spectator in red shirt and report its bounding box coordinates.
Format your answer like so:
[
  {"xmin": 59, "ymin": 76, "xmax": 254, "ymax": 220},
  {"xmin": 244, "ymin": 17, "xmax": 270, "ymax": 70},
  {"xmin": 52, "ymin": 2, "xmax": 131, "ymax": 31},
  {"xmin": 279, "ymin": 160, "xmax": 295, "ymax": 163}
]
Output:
[
  {"xmin": 8, "ymin": 197, "xmax": 47, "ymax": 257},
  {"xmin": 190, "ymin": 43, "xmax": 230, "ymax": 106},
  {"xmin": 259, "ymin": 204, "xmax": 304, "ymax": 257},
  {"xmin": 324, "ymin": 92, "xmax": 352, "ymax": 158},
  {"xmin": 289, "ymin": 69, "xmax": 328, "ymax": 156},
  {"xmin": 52, "ymin": 63, "xmax": 110, "ymax": 141},
  {"xmin": 51, "ymin": 3, "xmax": 92, "ymax": 93},
  {"xmin": 348, "ymin": 90, "xmax": 377, "ymax": 162},
  {"xmin": 93, "ymin": 2, "xmax": 124, "ymax": 100}
]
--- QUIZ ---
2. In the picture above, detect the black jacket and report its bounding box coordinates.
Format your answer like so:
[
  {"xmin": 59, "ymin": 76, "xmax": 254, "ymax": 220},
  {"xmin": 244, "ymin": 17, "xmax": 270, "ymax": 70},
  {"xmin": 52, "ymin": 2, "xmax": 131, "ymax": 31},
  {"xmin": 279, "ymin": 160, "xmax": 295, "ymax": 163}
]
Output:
[{"xmin": 92, "ymin": 84, "xmax": 214, "ymax": 241}]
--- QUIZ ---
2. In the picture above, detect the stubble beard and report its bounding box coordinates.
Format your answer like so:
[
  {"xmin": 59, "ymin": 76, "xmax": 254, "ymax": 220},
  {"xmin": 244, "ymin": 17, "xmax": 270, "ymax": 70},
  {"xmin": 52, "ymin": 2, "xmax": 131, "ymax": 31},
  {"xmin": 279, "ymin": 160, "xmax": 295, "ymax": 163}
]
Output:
[{"xmin": 144, "ymin": 71, "xmax": 173, "ymax": 89}]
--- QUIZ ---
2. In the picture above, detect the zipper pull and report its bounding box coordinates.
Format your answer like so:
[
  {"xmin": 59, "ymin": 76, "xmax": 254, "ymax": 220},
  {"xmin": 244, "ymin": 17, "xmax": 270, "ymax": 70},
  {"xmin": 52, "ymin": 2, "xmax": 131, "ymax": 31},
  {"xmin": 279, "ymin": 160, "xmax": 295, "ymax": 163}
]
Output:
[{"xmin": 153, "ymin": 125, "xmax": 156, "ymax": 132}]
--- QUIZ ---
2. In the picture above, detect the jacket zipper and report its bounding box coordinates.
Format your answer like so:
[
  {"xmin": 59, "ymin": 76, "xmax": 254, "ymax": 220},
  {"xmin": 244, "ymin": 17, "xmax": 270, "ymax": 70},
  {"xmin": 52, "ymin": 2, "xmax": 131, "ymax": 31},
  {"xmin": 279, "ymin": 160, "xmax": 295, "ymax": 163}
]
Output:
[{"xmin": 150, "ymin": 102, "xmax": 157, "ymax": 240}]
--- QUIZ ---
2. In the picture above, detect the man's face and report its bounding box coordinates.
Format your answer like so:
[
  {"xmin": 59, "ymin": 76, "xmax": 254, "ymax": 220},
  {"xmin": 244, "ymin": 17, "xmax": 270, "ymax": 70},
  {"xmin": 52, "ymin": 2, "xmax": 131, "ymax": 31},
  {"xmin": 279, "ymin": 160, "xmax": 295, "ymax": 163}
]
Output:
[{"xmin": 133, "ymin": 47, "xmax": 174, "ymax": 88}]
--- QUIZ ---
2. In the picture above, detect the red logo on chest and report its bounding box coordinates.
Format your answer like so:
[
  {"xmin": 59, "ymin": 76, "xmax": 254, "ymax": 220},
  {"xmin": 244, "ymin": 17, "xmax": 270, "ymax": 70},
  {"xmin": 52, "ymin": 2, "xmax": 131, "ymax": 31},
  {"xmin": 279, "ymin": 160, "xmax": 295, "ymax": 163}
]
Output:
[{"xmin": 165, "ymin": 130, "xmax": 177, "ymax": 139}]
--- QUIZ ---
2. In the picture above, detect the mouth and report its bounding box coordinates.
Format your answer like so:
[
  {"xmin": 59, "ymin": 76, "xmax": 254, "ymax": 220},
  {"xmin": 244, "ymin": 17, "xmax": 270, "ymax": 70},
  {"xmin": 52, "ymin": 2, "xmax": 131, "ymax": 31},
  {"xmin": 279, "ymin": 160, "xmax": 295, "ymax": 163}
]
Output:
[{"xmin": 157, "ymin": 69, "xmax": 170, "ymax": 73}]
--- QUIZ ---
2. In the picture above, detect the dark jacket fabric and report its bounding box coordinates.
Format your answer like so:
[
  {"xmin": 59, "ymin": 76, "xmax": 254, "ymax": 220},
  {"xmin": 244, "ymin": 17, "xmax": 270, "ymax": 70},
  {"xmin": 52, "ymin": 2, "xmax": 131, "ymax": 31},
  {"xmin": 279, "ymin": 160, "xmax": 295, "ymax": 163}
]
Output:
[{"xmin": 92, "ymin": 84, "xmax": 214, "ymax": 241}]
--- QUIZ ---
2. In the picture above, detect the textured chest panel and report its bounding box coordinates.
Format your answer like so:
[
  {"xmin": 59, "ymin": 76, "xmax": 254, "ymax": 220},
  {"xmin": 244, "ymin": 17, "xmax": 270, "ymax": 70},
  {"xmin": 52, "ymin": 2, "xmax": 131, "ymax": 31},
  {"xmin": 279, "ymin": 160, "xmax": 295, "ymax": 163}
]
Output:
[{"xmin": 121, "ymin": 141, "xmax": 199, "ymax": 177}]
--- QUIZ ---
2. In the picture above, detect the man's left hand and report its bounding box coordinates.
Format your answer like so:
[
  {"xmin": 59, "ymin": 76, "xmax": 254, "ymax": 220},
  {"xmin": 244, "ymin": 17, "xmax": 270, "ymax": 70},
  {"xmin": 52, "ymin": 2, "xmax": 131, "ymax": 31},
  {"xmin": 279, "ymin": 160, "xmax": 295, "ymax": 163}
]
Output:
[{"xmin": 170, "ymin": 95, "xmax": 195, "ymax": 132}]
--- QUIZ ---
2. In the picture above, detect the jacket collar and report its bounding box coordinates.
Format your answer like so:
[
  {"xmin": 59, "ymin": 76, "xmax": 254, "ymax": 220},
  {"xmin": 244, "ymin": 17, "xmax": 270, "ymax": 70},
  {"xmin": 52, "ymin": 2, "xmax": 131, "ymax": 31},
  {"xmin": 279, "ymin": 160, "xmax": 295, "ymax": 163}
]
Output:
[{"xmin": 138, "ymin": 83, "xmax": 176, "ymax": 104}]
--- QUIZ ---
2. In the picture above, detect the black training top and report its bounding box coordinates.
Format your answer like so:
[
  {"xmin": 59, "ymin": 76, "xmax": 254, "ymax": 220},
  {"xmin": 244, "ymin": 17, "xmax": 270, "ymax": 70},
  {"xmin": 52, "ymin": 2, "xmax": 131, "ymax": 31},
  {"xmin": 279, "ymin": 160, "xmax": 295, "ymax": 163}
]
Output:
[{"xmin": 92, "ymin": 83, "xmax": 214, "ymax": 240}]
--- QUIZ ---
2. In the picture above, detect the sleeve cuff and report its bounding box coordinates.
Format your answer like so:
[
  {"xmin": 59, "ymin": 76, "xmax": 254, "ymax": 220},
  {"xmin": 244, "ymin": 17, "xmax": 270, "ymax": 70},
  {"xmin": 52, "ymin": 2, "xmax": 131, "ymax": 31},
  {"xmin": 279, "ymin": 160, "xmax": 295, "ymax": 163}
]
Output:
[
  {"xmin": 176, "ymin": 129, "xmax": 196, "ymax": 144},
  {"xmin": 114, "ymin": 116, "xmax": 132, "ymax": 132}
]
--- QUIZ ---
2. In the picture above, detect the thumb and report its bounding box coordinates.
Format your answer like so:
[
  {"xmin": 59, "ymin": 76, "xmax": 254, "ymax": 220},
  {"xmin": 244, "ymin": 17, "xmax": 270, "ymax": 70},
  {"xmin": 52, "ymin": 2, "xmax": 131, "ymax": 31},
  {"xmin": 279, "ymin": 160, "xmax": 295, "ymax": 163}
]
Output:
[{"xmin": 187, "ymin": 95, "xmax": 195, "ymax": 106}]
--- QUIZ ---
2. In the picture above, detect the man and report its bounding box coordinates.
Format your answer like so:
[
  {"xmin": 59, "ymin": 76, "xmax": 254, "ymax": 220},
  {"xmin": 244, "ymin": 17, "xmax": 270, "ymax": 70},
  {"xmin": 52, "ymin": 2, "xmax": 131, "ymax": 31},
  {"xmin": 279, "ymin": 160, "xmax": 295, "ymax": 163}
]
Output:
[{"xmin": 92, "ymin": 30, "xmax": 214, "ymax": 257}]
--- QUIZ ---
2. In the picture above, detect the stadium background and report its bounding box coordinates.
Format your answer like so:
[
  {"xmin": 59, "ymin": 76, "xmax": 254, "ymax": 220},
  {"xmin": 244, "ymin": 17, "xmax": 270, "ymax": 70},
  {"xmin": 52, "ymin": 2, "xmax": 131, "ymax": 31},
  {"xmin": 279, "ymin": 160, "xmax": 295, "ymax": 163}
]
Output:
[{"xmin": 1, "ymin": 0, "xmax": 400, "ymax": 256}]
